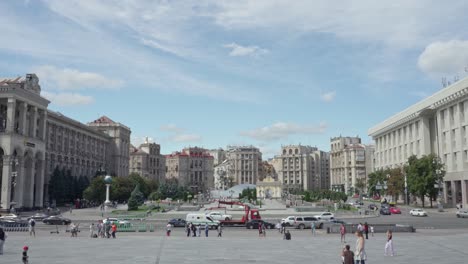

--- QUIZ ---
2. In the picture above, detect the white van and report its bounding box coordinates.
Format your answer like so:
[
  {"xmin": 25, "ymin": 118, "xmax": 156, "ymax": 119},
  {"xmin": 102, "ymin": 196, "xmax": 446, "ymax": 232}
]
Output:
[{"xmin": 186, "ymin": 213, "xmax": 220, "ymax": 229}]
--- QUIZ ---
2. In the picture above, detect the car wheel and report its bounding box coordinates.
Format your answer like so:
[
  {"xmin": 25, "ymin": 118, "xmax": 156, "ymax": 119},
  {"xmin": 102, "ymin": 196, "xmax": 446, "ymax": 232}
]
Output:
[
  {"xmin": 62, "ymin": 221, "xmax": 66, "ymax": 225},
  {"xmin": 225, "ymin": 217, "xmax": 230, "ymax": 221},
  {"xmin": 299, "ymin": 224, "xmax": 305, "ymax": 230}
]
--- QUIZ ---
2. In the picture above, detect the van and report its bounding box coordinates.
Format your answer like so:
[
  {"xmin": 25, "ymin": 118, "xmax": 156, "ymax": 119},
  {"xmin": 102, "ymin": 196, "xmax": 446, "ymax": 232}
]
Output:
[{"xmin": 185, "ymin": 213, "xmax": 220, "ymax": 229}]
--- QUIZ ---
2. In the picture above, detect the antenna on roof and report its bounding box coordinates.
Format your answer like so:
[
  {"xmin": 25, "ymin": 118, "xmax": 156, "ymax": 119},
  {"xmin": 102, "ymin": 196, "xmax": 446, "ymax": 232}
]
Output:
[{"xmin": 442, "ymin": 77, "xmax": 447, "ymax": 88}]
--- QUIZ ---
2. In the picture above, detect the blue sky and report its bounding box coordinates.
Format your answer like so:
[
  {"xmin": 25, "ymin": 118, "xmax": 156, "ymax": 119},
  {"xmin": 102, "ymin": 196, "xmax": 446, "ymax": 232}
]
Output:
[{"xmin": 2, "ymin": 1, "xmax": 468, "ymax": 158}]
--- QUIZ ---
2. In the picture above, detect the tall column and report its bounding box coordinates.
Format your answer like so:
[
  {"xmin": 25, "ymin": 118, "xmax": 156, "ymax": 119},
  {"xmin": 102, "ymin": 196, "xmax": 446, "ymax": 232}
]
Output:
[
  {"xmin": 25, "ymin": 158, "xmax": 36, "ymax": 208},
  {"xmin": 34, "ymin": 159, "xmax": 44, "ymax": 207},
  {"xmin": 31, "ymin": 106, "xmax": 38, "ymax": 138},
  {"xmin": 14, "ymin": 158, "xmax": 24, "ymax": 206},
  {"xmin": 461, "ymin": 180, "xmax": 467, "ymax": 209},
  {"xmin": 5, "ymin": 98, "xmax": 16, "ymax": 133},
  {"xmin": 20, "ymin": 103, "xmax": 28, "ymax": 135},
  {"xmin": 40, "ymin": 110, "xmax": 47, "ymax": 141},
  {"xmin": 451, "ymin": 181, "xmax": 457, "ymax": 207},
  {"xmin": 1, "ymin": 156, "xmax": 12, "ymax": 210}
]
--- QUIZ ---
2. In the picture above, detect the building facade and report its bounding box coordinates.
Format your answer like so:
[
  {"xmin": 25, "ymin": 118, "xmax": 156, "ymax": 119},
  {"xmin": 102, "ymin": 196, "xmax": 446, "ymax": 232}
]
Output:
[
  {"xmin": 273, "ymin": 145, "xmax": 330, "ymax": 192},
  {"xmin": 1, "ymin": 74, "xmax": 131, "ymax": 210},
  {"xmin": 165, "ymin": 147, "xmax": 214, "ymax": 192},
  {"xmin": 208, "ymin": 148, "xmax": 226, "ymax": 166},
  {"xmin": 130, "ymin": 138, "xmax": 165, "ymax": 181},
  {"xmin": 330, "ymin": 137, "xmax": 373, "ymax": 194},
  {"xmin": 225, "ymin": 146, "xmax": 262, "ymax": 185},
  {"xmin": 369, "ymin": 77, "xmax": 468, "ymax": 208}
]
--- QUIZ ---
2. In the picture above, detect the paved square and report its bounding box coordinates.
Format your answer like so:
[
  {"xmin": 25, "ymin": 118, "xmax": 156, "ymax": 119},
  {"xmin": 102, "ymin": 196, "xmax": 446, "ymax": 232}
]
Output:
[{"xmin": 1, "ymin": 229, "xmax": 467, "ymax": 264}]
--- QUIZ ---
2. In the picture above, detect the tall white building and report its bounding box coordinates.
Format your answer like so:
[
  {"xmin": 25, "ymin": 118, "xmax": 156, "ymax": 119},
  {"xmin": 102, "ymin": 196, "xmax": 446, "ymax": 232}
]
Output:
[
  {"xmin": 369, "ymin": 77, "xmax": 468, "ymax": 208},
  {"xmin": 225, "ymin": 146, "xmax": 262, "ymax": 185}
]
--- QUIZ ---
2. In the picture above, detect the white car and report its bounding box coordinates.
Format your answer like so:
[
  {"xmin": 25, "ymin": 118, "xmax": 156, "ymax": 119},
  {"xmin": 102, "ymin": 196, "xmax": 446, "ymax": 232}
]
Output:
[
  {"xmin": 281, "ymin": 216, "xmax": 296, "ymax": 226},
  {"xmin": 456, "ymin": 210, "xmax": 468, "ymax": 218},
  {"xmin": 0, "ymin": 213, "xmax": 19, "ymax": 220},
  {"xmin": 410, "ymin": 209, "xmax": 427, "ymax": 217},
  {"xmin": 314, "ymin": 212, "xmax": 335, "ymax": 220},
  {"xmin": 205, "ymin": 211, "xmax": 232, "ymax": 221},
  {"xmin": 102, "ymin": 218, "xmax": 130, "ymax": 225}
]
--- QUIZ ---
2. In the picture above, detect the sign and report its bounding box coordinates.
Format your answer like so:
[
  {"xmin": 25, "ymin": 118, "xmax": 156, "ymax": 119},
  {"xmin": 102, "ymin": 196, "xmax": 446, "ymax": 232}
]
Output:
[{"xmin": 24, "ymin": 141, "xmax": 35, "ymax": 148}]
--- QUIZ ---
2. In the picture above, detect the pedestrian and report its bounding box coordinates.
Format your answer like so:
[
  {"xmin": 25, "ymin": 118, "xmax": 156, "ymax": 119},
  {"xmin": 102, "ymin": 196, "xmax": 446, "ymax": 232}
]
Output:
[
  {"xmin": 262, "ymin": 223, "xmax": 266, "ymax": 237},
  {"xmin": 89, "ymin": 223, "xmax": 95, "ymax": 238},
  {"xmin": 341, "ymin": 244, "xmax": 354, "ymax": 264},
  {"xmin": 384, "ymin": 230, "xmax": 394, "ymax": 256},
  {"xmin": 28, "ymin": 218, "xmax": 36, "ymax": 237},
  {"xmin": 276, "ymin": 222, "xmax": 281, "ymax": 233},
  {"xmin": 204, "ymin": 223, "xmax": 209, "ymax": 237},
  {"xmin": 217, "ymin": 224, "xmax": 223, "ymax": 237},
  {"xmin": 258, "ymin": 222, "xmax": 263, "ymax": 237},
  {"xmin": 370, "ymin": 226, "xmax": 374, "ymax": 237},
  {"xmin": 69, "ymin": 223, "xmax": 77, "ymax": 237},
  {"xmin": 357, "ymin": 223, "xmax": 363, "ymax": 232},
  {"xmin": 197, "ymin": 224, "xmax": 201, "ymax": 237},
  {"xmin": 186, "ymin": 223, "xmax": 191, "ymax": 237},
  {"xmin": 284, "ymin": 230, "xmax": 291, "ymax": 240},
  {"xmin": 22, "ymin": 246, "xmax": 29, "ymax": 264},
  {"xmin": 311, "ymin": 221, "xmax": 316, "ymax": 236},
  {"xmin": 0, "ymin": 227, "xmax": 7, "ymax": 255},
  {"xmin": 281, "ymin": 221, "xmax": 286, "ymax": 234},
  {"xmin": 364, "ymin": 222, "xmax": 369, "ymax": 239},
  {"xmin": 111, "ymin": 223, "xmax": 117, "ymax": 239},
  {"xmin": 354, "ymin": 231, "xmax": 367, "ymax": 264},
  {"xmin": 191, "ymin": 223, "xmax": 196, "ymax": 237},
  {"xmin": 340, "ymin": 224, "xmax": 346, "ymax": 243},
  {"xmin": 166, "ymin": 223, "xmax": 172, "ymax": 237}
]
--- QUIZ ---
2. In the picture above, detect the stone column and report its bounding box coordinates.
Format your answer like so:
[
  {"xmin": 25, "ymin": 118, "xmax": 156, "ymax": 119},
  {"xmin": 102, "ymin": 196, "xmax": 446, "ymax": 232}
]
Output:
[
  {"xmin": 34, "ymin": 159, "xmax": 45, "ymax": 208},
  {"xmin": 14, "ymin": 158, "xmax": 24, "ymax": 207},
  {"xmin": 1, "ymin": 156, "xmax": 12, "ymax": 210},
  {"xmin": 5, "ymin": 98, "xmax": 16, "ymax": 133},
  {"xmin": 20, "ymin": 103, "xmax": 28, "ymax": 135},
  {"xmin": 40, "ymin": 110, "xmax": 47, "ymax": 141},
  {"xmin": 451, "ymin": 181, "xmax": 457, "ymax": 207},
  {"xmin": 31, "ymin": 106, "xmax": 38, "ymax": 138},
  {"xmin": 461, "ymin": 180, "xmax": 467, "ymax": 209},
  {"xmin": 24, "ymin": 158, "xmax": 37, "ymax": 208}
]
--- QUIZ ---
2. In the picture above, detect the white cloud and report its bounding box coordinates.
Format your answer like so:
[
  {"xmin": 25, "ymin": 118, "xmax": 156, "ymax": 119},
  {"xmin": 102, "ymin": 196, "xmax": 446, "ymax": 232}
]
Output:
[
  {"xmin": 33, "ymin": 65, "xmax": 123, "ymax": 90},
  {"xmin": 240, "ymin": 122, "xmax": 327, "ymax": 141},
  {"xmin": 418, "ymin": 40, "xmax": 468, "ymax": 77},
  {"xmin": 160, "ymin": 124, "xmax": 184, "ymax": 133},
  {"xmin": 320, "ymin": 91, "xmax": 336, "ymax": 102},
  {"xmin": 169, "ymin": 134, "xmax": 202, "ymax": 143},
  {"xmin": 223, "ymin": 43, "xmax": 269, "ymax": 57},
  {"xmin": 42, "ymin": 91, "xmax": 94, "ymax": 106}
]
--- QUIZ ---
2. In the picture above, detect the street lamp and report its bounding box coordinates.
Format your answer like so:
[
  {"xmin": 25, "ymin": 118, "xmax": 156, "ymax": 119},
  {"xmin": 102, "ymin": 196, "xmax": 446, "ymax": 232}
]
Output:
[{"xmin": 104, "ymin": 175, "xmax": 112, "ymax": 214}]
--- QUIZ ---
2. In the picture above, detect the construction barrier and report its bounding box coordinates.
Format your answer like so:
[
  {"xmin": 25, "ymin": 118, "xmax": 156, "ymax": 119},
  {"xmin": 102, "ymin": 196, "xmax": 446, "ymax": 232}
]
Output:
[{"xmin": 0, "ymin": 223, "xmax": 29, "ymax": 232}]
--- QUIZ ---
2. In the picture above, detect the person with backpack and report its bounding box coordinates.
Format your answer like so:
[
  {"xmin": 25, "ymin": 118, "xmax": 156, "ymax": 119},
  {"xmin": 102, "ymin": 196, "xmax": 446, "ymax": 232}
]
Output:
[{"xmin": 28, "ymin": 218, "xmax": 36, "ymax": 237}]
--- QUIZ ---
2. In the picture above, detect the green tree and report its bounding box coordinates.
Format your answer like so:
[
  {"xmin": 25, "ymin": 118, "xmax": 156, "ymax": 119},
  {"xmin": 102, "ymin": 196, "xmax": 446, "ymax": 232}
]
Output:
[
  {"xmin": 355, "ymin": 178, "xmax": 366, "ymax": 195},
  {"xmin": 386, "ymin": 168, "xmax": 405, "ymax": 203},
  {"xmin": 127, "ymin": 184, "xmax": 145, "ymax": 210},
  {"xmin": 367, "ymin": 169, "xmax": 387, "ymax": 196},
  {"xmin": 110, "ymin": 176, "xmax": 134, "ymax": 202},
  {"xmin": 83, "ymin": 176, "xmax": 106, "ymax": 202}
]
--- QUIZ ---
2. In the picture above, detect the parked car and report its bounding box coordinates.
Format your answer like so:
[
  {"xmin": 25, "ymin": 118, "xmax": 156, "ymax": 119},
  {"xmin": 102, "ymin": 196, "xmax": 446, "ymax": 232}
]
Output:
[
  {"xmin": 205, "ymin": 211, "xmax": 232, "ymax": 221},
  {"xmin": 368, "ymin": 204, "xmax": 378, "ymax": 210},
  {"xmin": 42, "ymin": 215, "xmax": 72, "ymax": 225},
  {"xmin": 292, "ymin": 216, "xmax": 323, "ymax": 229},
  {"xmin": 102, "ymin": 218, "xmax": 130, "ymax": 225},
  {"xmin": 329, "ymin": 219, "xmax": 350, "ymax": 225},
  {"xmin": 389, "ymin": 207, "xmax": 401, "ymax": 214},
  {"xmin": 410, "ymin": 209, "xmax": 427, "ymax": 217},
  {"xmin": 28, "ymin": 213, "xmax": 50, "ymax": 221},
  {"xmin": 456, "ymin": 210, "xmax": 468, "ymax": 218},
  {"xmin": 380, "ymin": 207, "xmax": 391, "ymax": 215},
  {"xmin": 0, "ymin": 213, "xmax": 19, "ymax": 220},
  {"xmin": 246, "ymin": 219, "xmax": 275, "ymax": 229},
  {"xmin": 281, "ymin": 216, "xmax": 296, "ymax": 226},
  {"xmin": 168, "ymin": 218, "xmax": 187, "ymax": 227},
  {"xmin": 314, "ymin": 212, "xmax": 335, "ymax": 220}
]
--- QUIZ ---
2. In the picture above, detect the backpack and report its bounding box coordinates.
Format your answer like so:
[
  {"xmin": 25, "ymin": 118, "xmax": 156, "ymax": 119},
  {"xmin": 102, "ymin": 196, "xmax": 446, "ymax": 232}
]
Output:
[{"xmin": 30, "ymin": 220, "xmax": 36, "ymax": 227}]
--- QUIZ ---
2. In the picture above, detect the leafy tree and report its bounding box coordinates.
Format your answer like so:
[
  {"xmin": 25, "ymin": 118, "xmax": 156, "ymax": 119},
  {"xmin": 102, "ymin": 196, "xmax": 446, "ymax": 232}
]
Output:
[
  {"xmin": 355, "ymin": 178, "xmax": 366, "ymax": 195},
  {"xmin": 130, "ymin": 184, "xmax": 145, "ymax": 205},
  {"xmin": 367, "ymin": 169, "xmax": 387, "ymax": 196},
  {"xmin": 239, "ymin": 188, "xmax": 256, "ymax": 201},
  {"xmin": 83, "ymin": 176, "xmax": 106, "ymax": 202},
  {"xmin": 110, "ymin": 176, "xmax": 134, "ymax": 202},
  {"xmin": 127, "ymin": 196, "xmax": 139, "ymax": 211},
  {"xmin": 386, "ymin": 168, "xmax": 405, "ymax": 203}
]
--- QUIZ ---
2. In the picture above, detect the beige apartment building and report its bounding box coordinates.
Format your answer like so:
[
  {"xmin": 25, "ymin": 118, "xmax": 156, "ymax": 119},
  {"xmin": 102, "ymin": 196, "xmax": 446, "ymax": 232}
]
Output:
[
  {"xmin": 273, "ymin": 145, "xmax": 330, "ymax": 192},
  {"xmin": 130, "ymin": 138, "xmax": 165, "ymax": 182},
  {"xmin": 330, "ymin": 137, "xmax": 374, "ymax": 194},
  {"xmin": 1, "ymin": 74, "xmax": 131, "ymax": 210},
  {"xmin": 225, "ymin": 146, "xmax": 262, "ymax": 185},
  {"xmin": 369, "ymin": 77, "xmax": 468, "ymax": 208},
  {"xmin": 165, "ymin": 147, "xmax": 214, "ymax": 192}
]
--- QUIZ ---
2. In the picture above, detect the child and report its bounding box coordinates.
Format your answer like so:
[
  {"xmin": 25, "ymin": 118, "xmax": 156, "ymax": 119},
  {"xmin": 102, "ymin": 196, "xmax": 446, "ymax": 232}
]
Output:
[
  {"xmin": 385, "ymin": 230, "xmax": 394, "ymax": 256},
  {"xmin": 22, "ymin": 246, "xmax": 29, "ymax": 264},
  {"xmin": 341, "ymin": 244, "xmax": 354, "ymax": 264}
]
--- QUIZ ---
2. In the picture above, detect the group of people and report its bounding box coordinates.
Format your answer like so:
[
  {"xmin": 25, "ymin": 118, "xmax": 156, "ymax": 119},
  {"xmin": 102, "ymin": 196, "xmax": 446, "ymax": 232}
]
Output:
[
  {"xmin": 185, "ymin": 223, "xmax": 223, "ymax": 237},
  {"xmin": 340, "ymin": 229, "xmax": 395, "ymax": 264},
  {"xmin": 89, "ymin": 219, "xmax": 117, "ymax": 239}
]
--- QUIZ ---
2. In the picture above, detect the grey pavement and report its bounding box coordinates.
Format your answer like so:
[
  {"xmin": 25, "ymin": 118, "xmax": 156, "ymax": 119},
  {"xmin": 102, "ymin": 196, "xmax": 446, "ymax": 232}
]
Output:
[{"xmin": 1, "ymin": 229, "xmax": 467, "ymax": 263}]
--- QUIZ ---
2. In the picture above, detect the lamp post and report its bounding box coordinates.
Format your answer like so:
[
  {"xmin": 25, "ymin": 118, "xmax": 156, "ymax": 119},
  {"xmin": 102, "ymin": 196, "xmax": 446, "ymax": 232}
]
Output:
[{"xmin": 104, "ymin": 175, "xmax": 112, "ymax": 213}]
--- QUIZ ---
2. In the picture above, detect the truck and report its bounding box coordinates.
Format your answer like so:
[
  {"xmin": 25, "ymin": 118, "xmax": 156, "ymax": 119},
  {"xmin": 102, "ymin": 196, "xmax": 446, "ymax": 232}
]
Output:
[{"xmin": 213, "ymin": 201, "xmax": 262, "ymax": 226}]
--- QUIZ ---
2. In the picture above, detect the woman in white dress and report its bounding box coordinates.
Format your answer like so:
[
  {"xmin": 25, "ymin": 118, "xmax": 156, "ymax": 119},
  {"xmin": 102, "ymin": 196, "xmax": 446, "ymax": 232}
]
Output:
[{"xmin": 354, "ymin": 231, "xmax": 367, "ymax": 264}]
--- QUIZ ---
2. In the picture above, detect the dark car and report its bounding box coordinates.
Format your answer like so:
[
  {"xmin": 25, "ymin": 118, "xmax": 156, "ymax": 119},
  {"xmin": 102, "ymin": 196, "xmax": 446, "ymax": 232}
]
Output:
[
  {"xmin": 168, "ymin": 218, "xmax": 187, "ymax": 227},
  {"xmin": 42, "ymin": 215, "xmax": 71, "ymax": 225},
  {"xmin": 329, "ymin": 219, "xmax": 350, "ymax": 225},
  {"xmin": 368, "ymin": 204, "xmax": 378, "ymax": 210},
  {"xmin": 246, "ymin": 219, "xmax": 275, "ymax": 229},
  {"xmin": 28, "ymin": 213, "xmax": 50, "ymax": 221},
  {"xmin": 380, "ymin": 207, "xmax": 391, "ymax": 215}
]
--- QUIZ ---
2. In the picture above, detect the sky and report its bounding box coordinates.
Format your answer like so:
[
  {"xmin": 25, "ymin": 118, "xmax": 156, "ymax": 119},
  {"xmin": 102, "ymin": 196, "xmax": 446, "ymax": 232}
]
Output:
[{"xmin": 2, "ymin": 0, "xmax": 468, "ymax": 158}]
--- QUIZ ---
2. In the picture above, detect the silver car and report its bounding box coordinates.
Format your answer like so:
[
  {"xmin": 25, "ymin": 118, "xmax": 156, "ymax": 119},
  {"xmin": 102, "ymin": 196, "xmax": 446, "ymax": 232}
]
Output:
[
  {"xmin": 292, "ymin": 216, "xmax": 324, "ymax": 229},
  {"xmin": 456, "ymin": 210, "xmax": 468, "ymax": 218}
]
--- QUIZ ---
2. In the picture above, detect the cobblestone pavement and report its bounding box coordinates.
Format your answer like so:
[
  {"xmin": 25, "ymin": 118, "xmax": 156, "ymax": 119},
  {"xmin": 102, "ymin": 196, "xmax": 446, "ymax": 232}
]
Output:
[{"xmin": 1, "ymin": 229, "xmax": 467, "ymax": 263}]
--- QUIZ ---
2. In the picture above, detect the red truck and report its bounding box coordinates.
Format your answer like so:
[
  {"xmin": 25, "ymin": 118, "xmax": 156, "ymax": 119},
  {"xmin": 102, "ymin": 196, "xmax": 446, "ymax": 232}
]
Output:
[{"xmin": 209, "ymin": 200, "xmax": 262, "ymax": 226}]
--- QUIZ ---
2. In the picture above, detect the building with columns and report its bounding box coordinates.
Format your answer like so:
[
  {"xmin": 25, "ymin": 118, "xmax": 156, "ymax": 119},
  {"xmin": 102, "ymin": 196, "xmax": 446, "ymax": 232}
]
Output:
[
  {"xmin": 1, "ymin": 74, "xmax": 131, "ymax": 211},
  {"xmin": 130, "ymin": 139, "xmax": 165, "ymax": 181},
  {"xmin": 225, "ymin": 145, "xmax": 262, "ymax": 185},
  {"xmin": 368, "ymin": 77, "xmax": 468, "ymax": 208}
]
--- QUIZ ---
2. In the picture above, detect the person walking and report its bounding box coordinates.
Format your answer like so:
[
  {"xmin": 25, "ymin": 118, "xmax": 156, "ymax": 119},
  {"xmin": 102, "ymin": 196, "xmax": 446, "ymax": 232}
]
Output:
[
  {"xmin": 186, "ymin": 223, "xmax": 191, "ymax": 237},
  {"xmin": 357, "ymin": 223, "xmax": 363, "ymax": 232},
  {"xmin": 0, "ymin": 227, "xmax": 7, "ymax": 255},
  {"xmin": 364, "ymin": 222, "xmax": 369, "ymax": 239},
  {"xmin": 311, "ymin": 221, "xmax": 316, "ymax": 236},
  {"xmin": 217, "ymin": 224, "xmax": 223, "ymax": 237},
  {"xmin": 111, "ymin": 223, "xmax": 117, "ymax": 239},
  {"xmin": 262, "ymin": 223, "xmax": 266, "ymax": 237},
  {"xmin": 28, "ymin": 218, "xmax": 36, "ymax": 237},
  {"xmin": 197, "ymin": 224, "xmax": 201, "ymax": 237},
  {"xmin": 281, "ymin": 221, "xmax": 286, "ymax": 234},
  {"xmin": 22, "ymin": 246, "xmax": 29, "ymax": 264},
  {"xmin": 105, "ymin": 222, "xmax": 111, "ymax": 238},
  {"xmin": 354, "ymin": 231, "xmax": 367, "ymax": 264},
  {"xmin": 384, "ymin": 230, "xmax": 394, "ymax": 256},
  {"xmin": 191, "ymin": 223, "xmax": 197, "ymax": 237},
  {"xmin": 204, "ymin": 223, "xmax": 209, "ymax": 237},
  {"xmin": 341, "ymin": 244, "xmax": 354, "ymax": 264},
  {"xmin": 258, "ymin": 222, "xmax": 263, "ymax": 237},
  {"xmin": 89, "ymin": 223, "xmax": 95, "ymax": 238},
  {"xmin": 166, "ymin": 223, "xmax": 172, "ymax": 237},
  {"xmin": 340, "ymin": 224, "xmax": 346, "ymax": 243}
]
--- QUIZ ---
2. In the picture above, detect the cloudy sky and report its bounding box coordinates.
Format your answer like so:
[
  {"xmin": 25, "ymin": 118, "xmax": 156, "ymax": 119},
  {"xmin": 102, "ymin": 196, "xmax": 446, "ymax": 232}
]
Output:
[{"xmin": 2, "ymin": 1, "xmax": 468, "ymax": 158}]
